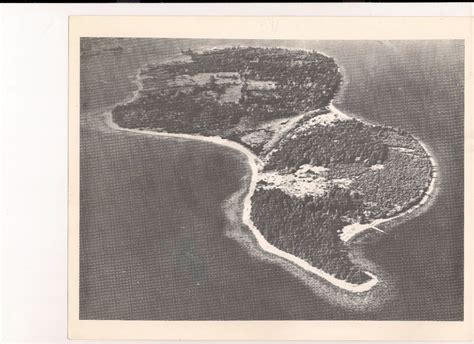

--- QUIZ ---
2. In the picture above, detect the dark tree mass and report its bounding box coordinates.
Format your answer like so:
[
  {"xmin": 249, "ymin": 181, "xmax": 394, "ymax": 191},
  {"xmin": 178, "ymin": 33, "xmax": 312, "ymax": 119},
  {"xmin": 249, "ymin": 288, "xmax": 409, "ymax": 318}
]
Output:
[
  {"xmin": 112, "ymin": 47, "xmax": 341, "ymax": 139},
  {"xmin": 251, "ymin": 187, "xmax": 371, "ymax": 284},
  {"xmin": 265, "ymin": 119, "xmax": 389, "ymax": 170},
  {"xmin": 111, "ymin": 47, "xmax": 433, "ymax": 288}
]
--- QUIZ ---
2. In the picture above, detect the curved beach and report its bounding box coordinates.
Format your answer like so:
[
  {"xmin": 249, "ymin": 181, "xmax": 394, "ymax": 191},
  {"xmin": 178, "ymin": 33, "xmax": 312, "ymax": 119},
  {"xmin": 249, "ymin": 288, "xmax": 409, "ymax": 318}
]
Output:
[
  {"xmin": 331, "ymin": 103, "xmax": 440, "ymax": 243},
  {"xmin": 105, "ymin": 111, "xmax": 380, "ymax": 292},
  {"xmin": 105, "ymin": 48, "xmax": 437, "ymax": 294},
  {"xmin": 79, "ymin": 38, "xmax": 463, "ymax": 320},
  {"xmin": 105, "ymin": 97, "xmax": 436, "ymax": 293}
]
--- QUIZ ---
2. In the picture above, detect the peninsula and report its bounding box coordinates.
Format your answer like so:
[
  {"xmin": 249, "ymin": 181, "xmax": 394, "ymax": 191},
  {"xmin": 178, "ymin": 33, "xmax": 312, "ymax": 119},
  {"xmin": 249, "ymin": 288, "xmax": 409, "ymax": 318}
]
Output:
[{"xmin": 111, "ymin": 47, "xmax": 434, "ymax": 291}]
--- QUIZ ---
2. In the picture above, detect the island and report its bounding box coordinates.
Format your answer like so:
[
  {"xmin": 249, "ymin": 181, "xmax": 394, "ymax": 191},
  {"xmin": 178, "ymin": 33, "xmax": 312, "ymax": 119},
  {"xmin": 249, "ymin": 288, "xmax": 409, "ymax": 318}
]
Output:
[{"xmin": 111, "ymin": 47, "xmax": 435, "ymax": 291}]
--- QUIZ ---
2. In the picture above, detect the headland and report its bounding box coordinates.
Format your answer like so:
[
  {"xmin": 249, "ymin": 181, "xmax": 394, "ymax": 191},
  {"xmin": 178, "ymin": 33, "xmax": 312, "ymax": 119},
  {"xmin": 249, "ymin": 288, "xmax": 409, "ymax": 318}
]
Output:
[{"xmin": 109, "ymin": 47, "xmax": 435, "ymax": 292}]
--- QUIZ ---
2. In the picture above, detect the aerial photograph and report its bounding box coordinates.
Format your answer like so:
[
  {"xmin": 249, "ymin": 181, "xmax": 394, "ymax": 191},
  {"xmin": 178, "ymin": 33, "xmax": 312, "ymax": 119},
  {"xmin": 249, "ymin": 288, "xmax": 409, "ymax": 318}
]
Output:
[{"xmin": 79, "ymin": 38, "xmax": 463, "ymax": 320}]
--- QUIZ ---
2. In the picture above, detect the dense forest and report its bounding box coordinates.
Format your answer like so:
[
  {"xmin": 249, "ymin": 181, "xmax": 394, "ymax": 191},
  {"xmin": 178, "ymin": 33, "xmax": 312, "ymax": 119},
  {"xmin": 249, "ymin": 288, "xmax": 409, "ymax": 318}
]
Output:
[
  {"xmin": 253, "ymin": 119, "xmax": 432, "ymax": 283},
  {"xmin": 251, "ymin": 187, "xmax": 371, "ymax": 284},
  {"xmin": 112, "ymin": 46, "xmax": 433, "ymax": 288},
  {"xmin": 112, "ymin": 47, "xmax": 342, "ymax": 138},
  {"xmin": 265, "ymin": 120, "xmax": 390, "ymax": 171}
]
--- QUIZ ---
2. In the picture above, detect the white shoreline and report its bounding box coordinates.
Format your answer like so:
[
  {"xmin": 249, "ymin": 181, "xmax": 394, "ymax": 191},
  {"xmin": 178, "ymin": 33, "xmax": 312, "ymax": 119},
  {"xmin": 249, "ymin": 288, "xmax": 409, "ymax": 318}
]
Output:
[
  {"xmin": 104, "ymin": 50, "xmax": 437, "ymax": 293},
  {"xmin": 104, "ymin": 110, "xmax": 379, "ymax": 293},
  {"xmin": 329, "ymin": 103, "xmax": 440, "ymax": 242}
]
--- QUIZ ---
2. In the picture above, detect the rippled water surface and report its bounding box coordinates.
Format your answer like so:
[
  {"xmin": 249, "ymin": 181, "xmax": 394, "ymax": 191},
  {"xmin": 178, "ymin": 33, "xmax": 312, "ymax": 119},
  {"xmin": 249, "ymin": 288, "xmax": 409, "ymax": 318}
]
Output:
[{"xmin": 80, "ymin": 39, "xmax": 463, "ymax": 320}]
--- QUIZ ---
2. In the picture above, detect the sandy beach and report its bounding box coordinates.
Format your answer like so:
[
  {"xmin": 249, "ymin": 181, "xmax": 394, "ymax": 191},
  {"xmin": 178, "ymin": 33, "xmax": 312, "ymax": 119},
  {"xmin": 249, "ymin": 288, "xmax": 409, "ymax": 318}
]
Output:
[
  {"xmin": 105, "ymin": 110, "xmax": 382, "ymax": 293},
  {"xmin": 330, "ymin": 103, "xmax": 440, "ymax": 243},
  {"xmin": 103, "ymin": 55, "xmax": 438, "ymax": 294},
  {"xmin": 78, "ymin": 38, "xmax": 463, "ymax": 320}
]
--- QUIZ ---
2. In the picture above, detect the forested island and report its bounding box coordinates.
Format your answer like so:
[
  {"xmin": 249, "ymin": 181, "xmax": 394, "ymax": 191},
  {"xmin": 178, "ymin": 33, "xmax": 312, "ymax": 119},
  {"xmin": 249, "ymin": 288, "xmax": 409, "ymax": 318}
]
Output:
[{"xmin": 112, "ymin": 47, "xmax": 434, "ymax": 289}]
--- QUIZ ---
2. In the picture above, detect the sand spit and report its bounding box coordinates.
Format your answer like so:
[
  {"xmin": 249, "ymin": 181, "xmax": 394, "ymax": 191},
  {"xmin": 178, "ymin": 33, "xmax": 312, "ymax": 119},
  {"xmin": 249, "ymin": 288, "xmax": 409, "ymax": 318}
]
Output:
[
  {"xmin": 104, "ymin": 53, "xmax": 438, "ymax": 295},
  {"xmin": 330, "ymin": 103, "xmax": 440, "ymax": 243},
  {"xmin": 104, "ymin": 110, "xmax": 379, "ymax": 293}
]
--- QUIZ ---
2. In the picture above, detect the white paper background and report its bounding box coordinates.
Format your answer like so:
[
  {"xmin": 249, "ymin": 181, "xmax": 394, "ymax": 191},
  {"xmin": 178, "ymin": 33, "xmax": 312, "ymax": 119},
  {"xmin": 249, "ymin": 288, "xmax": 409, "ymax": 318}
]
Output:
[{"xmin": 0, "ymin": 3, "xmax": 472, "ymax": 344}]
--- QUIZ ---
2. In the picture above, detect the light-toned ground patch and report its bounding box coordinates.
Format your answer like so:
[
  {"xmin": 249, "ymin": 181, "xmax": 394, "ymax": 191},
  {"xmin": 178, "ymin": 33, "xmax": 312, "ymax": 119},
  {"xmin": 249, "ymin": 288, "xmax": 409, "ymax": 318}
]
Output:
[
  {"xmin": 219, "ymin": 84, "xmax": 243, "ymax": 104},
  {"xmin": 296, "ymin": 164, "xmax": 329, "ymax": 176},
  {"xmin": 294, "ymin": 110, "xmax": 351, "ymax": 132},
  {"xmin": 340, "ymin": 222, "xmax": 380, "ymax": 242},
  {"xmin": 240, "ymin": 129, "xmax": 272, "ymax": 148},
  {"xmin": 332, "ymin": 178, "xmax": 353, "ymax": 188},
  {"xmin": 370, "ymin": 164, "xmax": 385, "ymax": 170},
  {"xmin": 258, "ymin": 164, "xmax": 342, "ymax": 199},
  {"xmin": 258, "ymin": 170, "xmax": 330, "ymax": 198},
  {"xmin": 246, "ymin": 80, "xmax": 277, "ymax": 91},
  {"xmin": 168, "ymin": 74, "xmax": 195, "ymax": 87},
  {"xmin": 167, "ymin": 72, "xmax": 243, "ymax": 104},
  {"xmin": 389, "ymin": 146, "xmax": 416, "ymax": 154},
  {"xmin": 169, "ymin": 72, "xmax": 241, "ymax": 87},
  {"xmin": 259, "ymin": 111, "xmax": 312, "ymax": 156}
]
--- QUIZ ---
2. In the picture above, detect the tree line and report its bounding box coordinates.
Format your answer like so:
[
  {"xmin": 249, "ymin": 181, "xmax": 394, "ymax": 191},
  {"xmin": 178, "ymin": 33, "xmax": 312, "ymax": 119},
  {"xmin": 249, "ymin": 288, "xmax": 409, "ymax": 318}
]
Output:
[{"xmin": 251, "ymin": 186, "xmax": 370, "ymax": 285}]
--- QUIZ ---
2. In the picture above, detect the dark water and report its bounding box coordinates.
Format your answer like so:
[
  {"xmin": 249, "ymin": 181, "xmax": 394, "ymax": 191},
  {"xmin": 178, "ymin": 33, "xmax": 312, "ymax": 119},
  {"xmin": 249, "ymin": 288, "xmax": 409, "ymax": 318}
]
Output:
[{"xmin": 80, "ymin": 38, "xmax": 463, "ymax": 320}]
